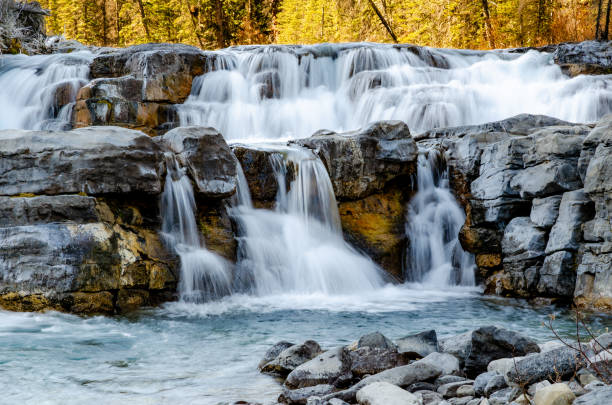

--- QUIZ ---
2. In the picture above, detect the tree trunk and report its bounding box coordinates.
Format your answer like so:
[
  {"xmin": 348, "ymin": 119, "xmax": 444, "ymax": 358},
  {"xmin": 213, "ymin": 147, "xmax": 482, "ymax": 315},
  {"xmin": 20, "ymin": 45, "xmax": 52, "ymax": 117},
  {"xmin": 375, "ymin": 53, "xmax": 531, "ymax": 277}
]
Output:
[
  {"xmin": 184, "ymin": 0, "xmax": 204, "ymax": 47},
  {"xmin": 214, "ymin": 0, "xmax": 227, "ymax": 48},
  {"xmin": 481, "ymin": 0, "xmax": 495, "ymax": 48},
  {"xmin": 597, "ymin": 0, "xmax": 604, "ymax": 40},
  {"xmin": 102, "ymin": 0, "xmax": 108, "ymax": 46},
  {"xmin": 367, "ymin": 0, "xmax": 398, "ymax": 43},
  {"xmin": 135, "ymin": 0, "xmax": 151, "ymax": 41},
  {"xmin": 605, "ymin": 0, "xmax": 612, "ymax": 40}
]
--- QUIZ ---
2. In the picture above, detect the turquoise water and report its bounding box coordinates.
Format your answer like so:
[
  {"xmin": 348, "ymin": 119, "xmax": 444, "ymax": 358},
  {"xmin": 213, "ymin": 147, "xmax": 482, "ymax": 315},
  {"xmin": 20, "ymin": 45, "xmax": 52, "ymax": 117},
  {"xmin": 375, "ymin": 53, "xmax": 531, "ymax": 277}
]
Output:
[{"xmin": 1, "ymin": 285, "xmax": 611, "ymax": 405}]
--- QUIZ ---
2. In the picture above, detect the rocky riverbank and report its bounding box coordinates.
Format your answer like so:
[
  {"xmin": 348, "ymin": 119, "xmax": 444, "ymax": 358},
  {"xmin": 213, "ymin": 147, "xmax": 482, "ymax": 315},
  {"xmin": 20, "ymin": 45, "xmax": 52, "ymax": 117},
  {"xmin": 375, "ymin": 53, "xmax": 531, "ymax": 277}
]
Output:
[{"xmin": 257, "ymin": 327, "xmax": 612, "ymax": 405}]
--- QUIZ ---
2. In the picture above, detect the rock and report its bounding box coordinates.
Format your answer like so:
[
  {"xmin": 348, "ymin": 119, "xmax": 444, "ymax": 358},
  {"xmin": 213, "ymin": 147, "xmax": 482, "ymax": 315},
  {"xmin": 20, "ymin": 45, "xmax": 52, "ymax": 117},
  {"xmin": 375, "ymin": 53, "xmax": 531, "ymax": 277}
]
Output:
[
  {"xmin": 510, "ymin": 161, "xmax": 582, "ymax": 199},
  {"xmin": 285, "ymin": 347, "xmax": 351, "ymax": 389},
  {"xmin": 590, "ymin": 332, "xmax": 612, "ymax": 353},
  {"xmin": 487, "ymin": 357, "xmax": 524, "ymax": 375},
  {"xmin": 155, "ymin": 126, "xmax": 237, "ymax": 198},
  {"xmin": 474, "ymin": 372, "xmax": 507, "ymax": 397},
  {"xmin": 349, "ymin": 345, "xmax": 407, "ymax": 379},
  {"xmin": 0, "ymin": 195, "xmax": 98, "ymax": 227},
  {"xmin": 358, "ymin": 332, "xmax": 397, "ymax": 350},
  {"xmin": 553, "ymin": 41, "xmax": 612, "ymax": 77},
  {"xmin": 440, "ymin": 332, "xmax": 473, "ymax": 366},
  {"xmin": 502, "ymin": 218, "xmax": 547, "ymax": 263},
  {"xmin": 529, "ymin": 380, "xmax": 552, "ymax": 396},
  {"xmin": 577, "ymin": 370, "xmax": 599, "ymax": 387},
  {"xmin": 438, "ymin": 381, "xmax": 474, "ymax": 398},
  {"xmin": 293, "ymin": 121, "xmax": 417, "ymax": 200},
  {"xmin": 419, "ymin": 353, "xmax": 461, "ymax": 376},
  {"xmin": 396, "ymin": 330, "xmax": 439, "ymax": 358},
  {"xmin": 533, "ymin": 383, "xmax": 575, "ymax": 405},
  {"xmin": 449, "ymin": 397, "xmax": 474, "ymax": 405},
  {"xmin": 568, "ymin": 379, "xmax": 587, "ymax": 397},
  {"xmin": 530, "ymin": 196, "xmax": 562, "ymax": 229},
  {"xmin": 507, "ymin": 346, "xmax": 591, "ymax": 386},
  {"xmin": 356, "ymin": 382, "xmax": 420, "ymax": 405},
  {"xmin": 261, "ymin": 340, "xmax": 322, "ymax": 377},
  {"xmin": 259, "ymin": 341, "xmax": 295, "ymax": 369},
  {"xmin": 415, "ymin": 390, "xmax": 444, "ymax": 405},
  {"xmin": 436, "ymin": 375, "xmax": 468, "ymax": 388},
  {"xmin": 408, "ymin": 382, "xmax": 436, "ymax": 392},
  {"xmin": 583, "ymin": 381, "xmax": 606, "ymax": 391},
  {"xmin": 538, "ymin": 341, "xmax": 566, "ymax": 353},
  {"xmin": 573, "ymin": 385, "xmax": 612, "ymax": 405},
  {"xmin": 463, "ymin": 326, "xmax": 540, "ymax": 378},
  {"xmin": 279, "ymin": 384, "xmax": 335, "ymax": 405},
  {"xmin": 232, "ymin": 145, "xmax": 288, "ymax": 202},
  {"xmin": 0, "ymin": 127, "xmax": 162, "ymax": 196},
  {"xmin": 537, "ymin": 251, "xmax": 578, "ymax": 297},
  {"xmin": 546, "ymin": 190, "xmax": 594, "ymax": 254},
  {"xmin": 456, "ymin": 385, "xmax": 475, "ymax": 397},
  {"xmin": 488, "ymin": 387, "xmax": 516, "ymax": 405}
]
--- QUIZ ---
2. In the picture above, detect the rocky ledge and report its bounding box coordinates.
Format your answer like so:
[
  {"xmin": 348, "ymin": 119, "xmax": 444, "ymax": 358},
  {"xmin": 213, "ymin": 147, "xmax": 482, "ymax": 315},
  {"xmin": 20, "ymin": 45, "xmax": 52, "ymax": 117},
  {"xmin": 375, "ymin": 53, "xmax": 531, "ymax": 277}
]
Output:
[
  {"xmin": 258, "ymin": 327, "xmax": 612, "ymax": 405},
  {"xmin": 419, "ymin": 113, "xmax": 612, "ymax": 311}
]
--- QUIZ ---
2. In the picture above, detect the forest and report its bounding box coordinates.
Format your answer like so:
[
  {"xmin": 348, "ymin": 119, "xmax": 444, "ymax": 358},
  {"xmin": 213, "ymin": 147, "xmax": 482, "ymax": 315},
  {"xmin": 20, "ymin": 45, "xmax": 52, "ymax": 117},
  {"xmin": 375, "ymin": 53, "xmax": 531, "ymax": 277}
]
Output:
[{"xmin": 32, "ymin": 0, "xmax": 612, "ymax": 50}]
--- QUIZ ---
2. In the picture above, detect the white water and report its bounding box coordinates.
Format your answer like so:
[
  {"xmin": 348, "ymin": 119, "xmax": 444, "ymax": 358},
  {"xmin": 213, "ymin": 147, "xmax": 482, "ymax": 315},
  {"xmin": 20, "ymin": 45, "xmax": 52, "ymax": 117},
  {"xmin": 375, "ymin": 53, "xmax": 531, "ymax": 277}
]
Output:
[
  {"xmin": 231, "ymin": 146, "xmax": 386, "ymax": 295},
  {"xmin": 0, "ymin": 51, "xmax": 93, "ymax": 130},
  {"xmin": 179, "ymin": 44, "xmax": 612, "ymax": 141},
  {"xmin": 160, "ymin": 154, "xmax": 232, "ymax": 302},
  {"xmin": 405, "ymin": 149, "xmax": 475, "ymax": 286}
]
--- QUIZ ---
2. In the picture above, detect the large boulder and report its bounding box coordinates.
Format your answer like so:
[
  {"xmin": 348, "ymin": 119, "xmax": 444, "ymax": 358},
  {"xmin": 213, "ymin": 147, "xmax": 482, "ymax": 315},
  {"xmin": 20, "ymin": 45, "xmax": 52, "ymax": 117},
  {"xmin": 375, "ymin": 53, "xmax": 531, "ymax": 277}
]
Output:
[
  {"xmin": 293, "ymin": 121, "xmax": 417, "ymax": 200},
  {"xmin": 396, "ymin": 330, "xmax": 439, "ymax": 359},
  {"xmin": 463, "ymin": 326, "xmax": 540, "ymax": 378},
  {"xmin": 507, "ymin": 346, "xmax": 591, "ymax": 386},
  {"xmin": 261, "ymin": 340, "xmax": 323, "ymax": 377},
  {"xmin": 285, "ymin": 347, "xmax": 351, "ymax": 389},
  {"xmin": 349, "ymin": 332, "xmax": 408, "ymax": 378},
  {"xmin": 155, "ymin": 126, "xmax": 237, "ymax": 198},
  {"xmin": 0, "ymin": 127, "xmax": 162, "ymax": 196}
]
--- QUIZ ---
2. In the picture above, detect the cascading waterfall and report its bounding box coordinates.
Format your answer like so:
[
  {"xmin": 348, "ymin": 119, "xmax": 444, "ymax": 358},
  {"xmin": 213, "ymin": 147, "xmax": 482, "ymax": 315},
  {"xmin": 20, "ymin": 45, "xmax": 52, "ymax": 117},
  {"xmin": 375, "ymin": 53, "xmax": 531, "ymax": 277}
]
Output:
[
  {"xmin": 178, "ymin": 44, "xmax": 612, "ymax": 140},
  {"xmin": 0, "ymin": 51, "xmax": 93, "ymax": 130},
  {"xmin": 160, "ymin": 153, "xmax": 232, "ymax": 302},
  {"xmin": 405, "ymin": 149, "xmax": 475, "ymax": 287},
  {"xmin": 231, "ymin": 146, "xmax": 385, "ymax": 295}
]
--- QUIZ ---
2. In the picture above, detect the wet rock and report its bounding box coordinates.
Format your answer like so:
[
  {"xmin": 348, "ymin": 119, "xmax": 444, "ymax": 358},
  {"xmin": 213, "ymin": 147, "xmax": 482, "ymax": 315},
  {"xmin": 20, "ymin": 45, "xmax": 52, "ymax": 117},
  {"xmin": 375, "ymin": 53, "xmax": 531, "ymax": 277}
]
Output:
[
  {"xmin": 507, "ymin": 346, "xmax": 591, "ymax": 386},
  {"xmin": 356, "ymin": 382, "xmax": 420, "ymax": 405},
  {"xmin": 294, "ymin": 121, "xmax": 417, "ymax": 200},
  {"xmin": 279, "ymin": 384, "xmax": 335, "ymax": 405},
  {"xmin": 533, "ymin": 383, "xmax": 575, "ymax": 405},
  {"xmin": 530, "ymin": 196, "xmax": 562, "ymax": 229},
  {"xmin": 285, "ymin": 347, "xmax": 351, "ymax": 389},
  {"xmin": 0, "ymin": 127, "xmax": 162, "ymax": 196},
  {"xmin": 261, "ymin": 341, "xmax": 322, "ymax": 377},
  {"xmin": 553, "ymin": 41, "xmax": 612, "ymax": 77},
  {"xmin": 573, "ymin": 385, "xmax": 612, "ymax": 405},
  {"xmin": 358, "ymin": 332, "xmax": 397, "ymax": 350},
  {"xmin": 0, "ymin": 195, "xmax": 98, "ymax": 227},
  {"xmin": 155, "ymin": 126, "xmax": 237, "ymax": 198},
  {"xmin": 259, "ymin": 341, "xmax": 295, "ymax": 370},
  {"xmin": 464, "ymin": 326, "xmax": 540, "ymax": 378},
  {"xmin": 396, "ymin": 330, "xmax": 439, "ymax": 359},
  {"xmin": 232, "ymin": 145, "xmax": 288, "ymax": 202},
  {"xmin": 349, "ymin": 344, "xmax": 407, "ymax": 378}
]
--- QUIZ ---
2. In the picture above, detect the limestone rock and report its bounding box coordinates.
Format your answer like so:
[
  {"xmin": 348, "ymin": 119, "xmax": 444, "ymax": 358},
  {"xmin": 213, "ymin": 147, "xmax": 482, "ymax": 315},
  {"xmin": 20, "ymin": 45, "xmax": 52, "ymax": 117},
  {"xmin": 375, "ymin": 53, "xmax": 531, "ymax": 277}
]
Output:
[
  {"xmin": 533, "ymin": 383, "xmax": 575, "ymax": 405},
  {"xmin": 285, "ymin": 347, "xmax": 351, "ymax": 389},
  {"xmin": 546, "ymin": 190, "xmax": 594, "ymax": 254},
  {"xmin": 356, "ymin": 382, "xmax": 420, "ymax": 405},
  {"xmin": 155, "ymin": 126, "xmax": 237, "ymax": 198},
  {"xmin": 530, "ymin": 196, "xmax": 562, "ymax": 229}
]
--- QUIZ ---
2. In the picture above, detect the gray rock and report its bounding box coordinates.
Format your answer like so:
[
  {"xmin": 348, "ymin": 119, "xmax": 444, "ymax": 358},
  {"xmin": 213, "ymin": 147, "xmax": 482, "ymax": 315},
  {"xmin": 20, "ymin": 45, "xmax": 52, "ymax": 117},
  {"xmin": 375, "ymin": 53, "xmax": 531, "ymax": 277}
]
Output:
[
  {"xmin": 502, "ymin": 217, "xmax": 547, "ymax": 262},
  {"xmin": 358, "ymin": 332, "xmax": 398, "ymax": 350},
  {"xmin": 396, "ymin": 330, "xmax": 439, "ymax": 358},
  {"xmin": 0, "ymin": 127, "xmax": 162, "ymax": 196},
  {"xmin": 464, "ymin": 326, "xmax": 540, "ymax": 378},
  {"xmin": 155, "ymin": 126, "xmax": 237, "ymax": 198},
  {"xmin": 0, "ymin": 195, "xmax": 98, "ymax": 227},
  {"xmin": 533, "ymin": 383, "xmax": 576, "ymax": 405},
  {"xmin": 510, "ymin": 161, "xmax": 582, "ymax": 199},
  {"xmin": 261, "ymin": 340, "xmax": 322, "ymax": 377},
  {"xmin": 279, "ymin": 384, "xmax": 335, "ymax": 405},
  {"xmin": 449, "ymin": 397, "xmax": 474, "ymax": 405},
  {"xmin": 294, "ymin": 121, "xmax": 417, "ymax": 200},
  {"xmin": 408, "ymin": 382, "xmax": 436, "ymax": 392},
  {"xmin": 415, "ymin": 390, "xmax": 444, "ymax": 405},
  {"xmin": 436, "ymin": 375, "xmax": 469, "ymax": 388},
  {"xmin": 438, "ymin": 381, "xmax": 474, "ymax": 398},
  {"xmin": 546, "ymin": 190, "xmax": 594, "ymax": 254},
  {"xmin": 456, "ymin": 385, "xmax": 475, "ymax": 397},
  {"xmin": 440, "ymin": 332, "xmax": 473, "ymax": 366},
  {"xmin": 507, "ymin": 346, "xmax": 591, "ymax": 386},
  {"xmin": 583, "ymin": 380, "xmax": 606, "ymax": 391},
  {"xmin": 420, "ymin": 352, "xmax": 461, "ymax": 376},
  {"xmin": 590, "ymin": 332, "xmax": 612, "ymax": 353},
  {"xmin": 474, "ymin": 372, "xmax": 507, "ymax": 397},
  {"xmin": 573, "ymin": 385, "xmax": 612, "ymax": 405},
  {"xmin": 537, "ymin": 250, "xmax": 577, "ymax": 297},
  {"xmin": 487, "ymin": 387, "xmax": 516, "ymax": 405},
  {"xmin": 356, "ymin": 382, "xmax": 420, "ymax": 405},
  {"xmin": 285, "ymin": 347, "xmax": 351, "ymax": 389},
  {"xmin": 487, "ymin": 357, "xmax": 524, "ymax": 375},
  {"xmin": 259, "ymin": 341, "xmax": 295, "ymax": 369},
  {"xmin": 530, "ymin": 196, "xmax": 562, "ymax": 229}
]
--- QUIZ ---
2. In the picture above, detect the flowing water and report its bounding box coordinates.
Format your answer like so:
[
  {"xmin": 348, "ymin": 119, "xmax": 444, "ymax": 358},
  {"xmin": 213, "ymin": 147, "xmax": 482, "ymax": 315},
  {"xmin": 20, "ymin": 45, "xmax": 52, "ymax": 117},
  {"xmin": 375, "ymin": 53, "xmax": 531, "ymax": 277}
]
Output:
[
  {"xmin": 405, "ymin": 149, "xmax": 475, "ymax": 286},
  {"xmin": 0, "ymin": 51, "xmax": 93, "ymax": 130},
  {"xmin": 179, "ymin": 44, "xmax": 612, "ymax": 141}
]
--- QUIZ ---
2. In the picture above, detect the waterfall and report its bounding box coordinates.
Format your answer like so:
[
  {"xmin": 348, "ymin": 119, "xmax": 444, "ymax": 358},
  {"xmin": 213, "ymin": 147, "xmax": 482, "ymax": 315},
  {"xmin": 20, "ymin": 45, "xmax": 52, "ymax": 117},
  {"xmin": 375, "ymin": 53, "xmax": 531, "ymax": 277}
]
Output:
[
  {"xmin": 231, "ymin": 146, "xmax": 385, "ymax": 295},
  {"xmin": 178, "ymin": 44, "xmax": 612, "ymax": 141},
  {"xmin": 405, "ymin": 149, "xmax": 475, "ymax": 287},
  {"xmin": 0, "ymin": 51, "xmax": 93, "ymax": 130},
  {"xmin": 161, "ymin": 153, "xmax": 232, "ymax": 302}
]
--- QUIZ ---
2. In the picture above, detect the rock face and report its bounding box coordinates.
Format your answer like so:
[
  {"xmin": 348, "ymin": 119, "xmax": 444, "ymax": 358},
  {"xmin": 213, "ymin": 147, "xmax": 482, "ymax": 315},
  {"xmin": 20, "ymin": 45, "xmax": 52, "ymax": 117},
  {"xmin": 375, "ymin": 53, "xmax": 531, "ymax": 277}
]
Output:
[
  {"xmin": 553, "ymin": 41, "xmax": 612, "ymax": 77},
  {"xmin": 0, "ymin": 125, "xmax": 237, "ymax": 314},
  {"xmin": 74, "ymin": 43, "xmax": 221, "ymax": 135},
  {"xmin": 426, "ymin": 112, "xmax": 612, "ymax": 310}
]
